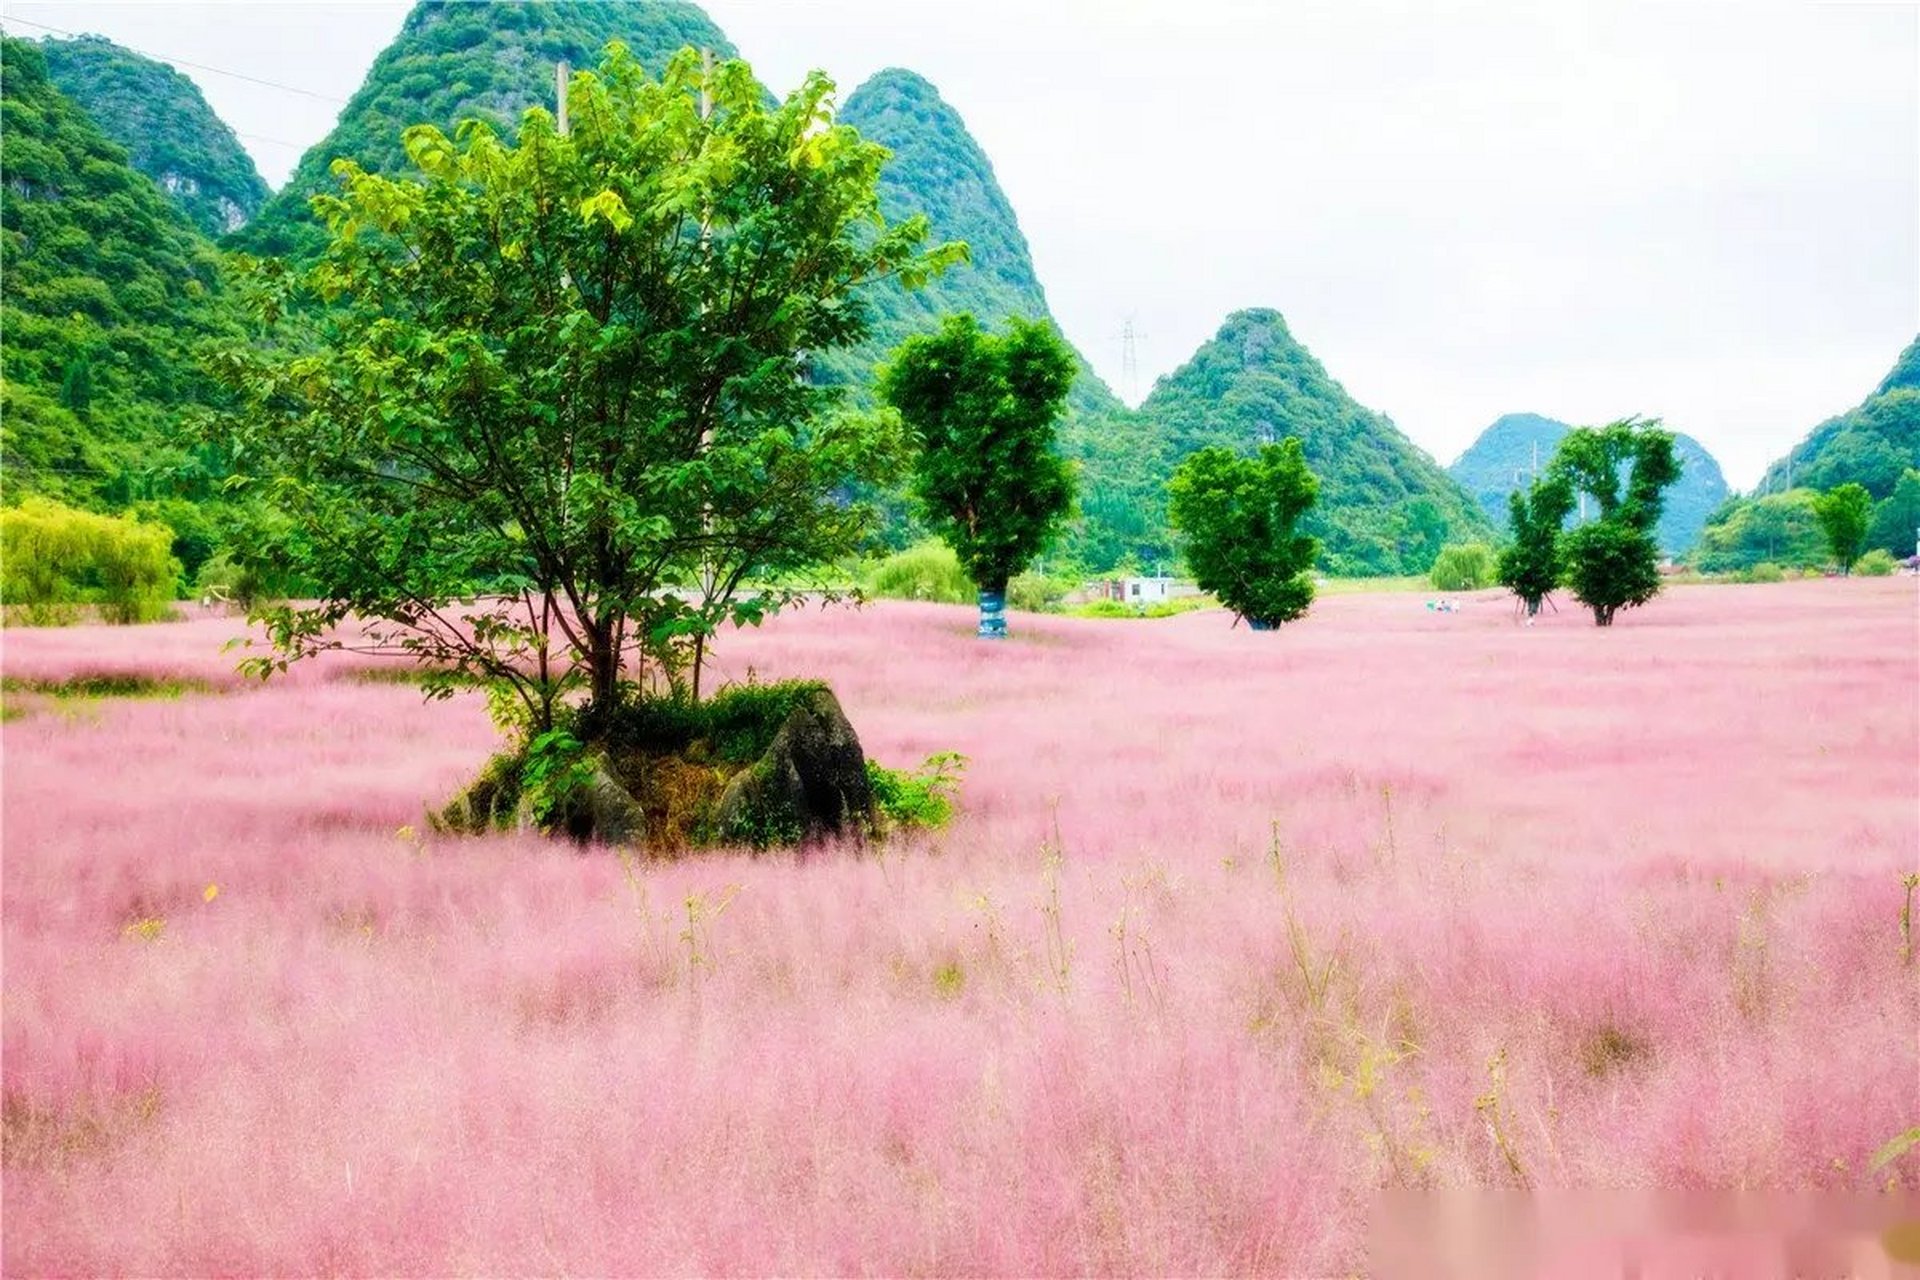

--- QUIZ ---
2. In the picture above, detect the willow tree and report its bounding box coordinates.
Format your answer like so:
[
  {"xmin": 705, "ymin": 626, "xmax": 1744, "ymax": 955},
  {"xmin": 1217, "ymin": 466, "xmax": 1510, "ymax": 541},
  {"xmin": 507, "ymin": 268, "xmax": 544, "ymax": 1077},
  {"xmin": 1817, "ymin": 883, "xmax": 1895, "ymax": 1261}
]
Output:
[{"xmin": 211, "ymin": 45, "xmax": 961, "ymax": 737}]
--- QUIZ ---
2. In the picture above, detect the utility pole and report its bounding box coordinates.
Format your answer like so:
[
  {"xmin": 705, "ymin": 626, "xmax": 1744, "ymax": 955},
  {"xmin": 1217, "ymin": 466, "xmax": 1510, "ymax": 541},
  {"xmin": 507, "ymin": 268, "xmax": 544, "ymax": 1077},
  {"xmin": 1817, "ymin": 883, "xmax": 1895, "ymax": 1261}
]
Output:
[
  {"xmin": 693, "ymin": 46, "xmax": 721, "ymax": 699},
  {"xmin": 556, "ymin": 60, "xmax": 569, "ymax": 135}
]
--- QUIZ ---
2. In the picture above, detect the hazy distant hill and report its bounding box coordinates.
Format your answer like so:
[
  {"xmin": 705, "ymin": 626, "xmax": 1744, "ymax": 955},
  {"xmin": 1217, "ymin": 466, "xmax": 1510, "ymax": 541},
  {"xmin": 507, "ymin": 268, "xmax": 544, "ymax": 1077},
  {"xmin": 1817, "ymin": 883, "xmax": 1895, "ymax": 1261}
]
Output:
[
  {"xmin": 1112, "ymin": 310, "xmax": 1493, "ymax": 576},
  {"xmin": 1449, "ymin": 412, "xmax": 1731, "ymax": 555},
  {"xmin": 0, "ymin": 36, "xmax": 230, "ymax": 510},
  {"xmin": 39, "ymin": 33, "xmax": 268, "ymax": 237},
  {"xmin": 830, "ymin": 67, "xmax": 1121, "ymax": 419},
  {"xmin": 234, "ymin": 0, "xmax": 735, "ymax": 256}
]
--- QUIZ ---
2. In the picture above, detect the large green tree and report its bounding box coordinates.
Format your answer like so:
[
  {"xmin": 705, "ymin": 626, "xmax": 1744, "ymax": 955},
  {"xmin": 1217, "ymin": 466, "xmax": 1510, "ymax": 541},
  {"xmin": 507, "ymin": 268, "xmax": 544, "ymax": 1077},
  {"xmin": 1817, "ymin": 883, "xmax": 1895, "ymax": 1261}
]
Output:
[
  {"xmin": 878, "ymin": 314, "xmax": 1077, "ymax": 638},
  {"xmin": 1552, "ymin": 419, "xmax": 1680, "ymax": 626},
  {"xmin": 1497, "ymin": 472, "xmax": 1574, "ymax": 616},
  {"xmin": 1813, "ymin": 482, "xmax": 1874, "ymax": 574},
  {"xmin": 212, "ymin": 45, "xmax": 958, "ymax": 735},
  {"xmin": 1166, "ymin": 440, "xmax": 1320, "ymax": 630}
]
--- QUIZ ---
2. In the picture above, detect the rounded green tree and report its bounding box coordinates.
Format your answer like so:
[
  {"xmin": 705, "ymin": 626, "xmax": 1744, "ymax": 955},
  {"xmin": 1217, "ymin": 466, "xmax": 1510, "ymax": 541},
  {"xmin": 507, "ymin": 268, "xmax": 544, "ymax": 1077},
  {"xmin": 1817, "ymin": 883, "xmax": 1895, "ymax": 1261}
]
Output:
[
  {"xmin": 878, "ymin": 314, "xmax": 1077, "ymax": 639},
  {"xmin": 1166, "ymin": 441, "xmax": 1320, "ymax": 630},
  {"xmin": 1813, "ymin": 482, "xmax": 1874, "ymax": 574},
  {"xmin": 1551, "ymin": 418, "xmax": 1681, "ymax": 626}
]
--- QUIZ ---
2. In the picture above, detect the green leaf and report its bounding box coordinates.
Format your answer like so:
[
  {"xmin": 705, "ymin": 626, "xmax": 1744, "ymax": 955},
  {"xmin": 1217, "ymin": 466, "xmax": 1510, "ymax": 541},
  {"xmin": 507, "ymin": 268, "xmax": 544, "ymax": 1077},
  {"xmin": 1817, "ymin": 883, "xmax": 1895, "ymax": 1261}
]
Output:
[
  {"xmin": 578, "ymin": 189, "xmax": 634, "ymax": 234},
  {"xmin": 1871, "ymin": 1126, "xmax": 1920, "ymax": 1172}
]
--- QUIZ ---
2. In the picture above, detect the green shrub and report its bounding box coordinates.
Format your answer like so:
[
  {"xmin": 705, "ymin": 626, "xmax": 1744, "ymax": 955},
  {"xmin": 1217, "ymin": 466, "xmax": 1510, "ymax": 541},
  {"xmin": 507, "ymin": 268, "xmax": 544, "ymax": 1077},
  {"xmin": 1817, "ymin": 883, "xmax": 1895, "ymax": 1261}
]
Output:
[
  {"xmin": 520, "ymin": 728, "xmax": 593, "ymax": 828},
  {"xmin": 1430, "ymin": 542, "xmax": 1498, "ymax": 591},
  {"xmin": 0, "ymin": 497, "xmax": 179, "ymax": 624},
  {"xmin": 1744, "ymin": 561, "xmax": 1786, "ymax": 584},
  {"xmin": 1065, "ymin": 594, "xmax": 1213, "ymax": 620},
  {"xmin": 1856, "ymin": 548, "xmax": 1897, "ymax": 577},
  {"xmin": 865, "ymin": 539, "xmax": 973, "ymax": 603},
  {"xmin": 587, "ymin": 678, "xmax": 829, "ymax": 764},
  {"xmin": 867, "ymin": 752, "xmax": 966, "ymax": 829},
  {"xmin": 1067, "ymin": 599, "xmax": 1136, "ymax": 619},
  {"xmin": 192, "ymin": 547, "xmax": 294, "ymax": 610},
  {"xmin": 698, "ymin": 680, "xmax": 831, "ymax": 763},
  {"xmin": 1007, "ymin": 569, "xmax": 1072, "ymax": 613}
]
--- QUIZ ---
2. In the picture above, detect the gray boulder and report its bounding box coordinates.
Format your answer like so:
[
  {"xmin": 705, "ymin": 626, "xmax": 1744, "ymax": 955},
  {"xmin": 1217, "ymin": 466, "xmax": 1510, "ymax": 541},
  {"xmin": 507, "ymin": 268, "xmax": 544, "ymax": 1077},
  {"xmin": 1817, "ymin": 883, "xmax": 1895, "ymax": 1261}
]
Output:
[
  {"xmin": 538, "ymin": 752, "xmax": 646, "ymax": 846},
  {"xmin": 715, "ymin": 688, "xmax": 873, "ymax": 847}
]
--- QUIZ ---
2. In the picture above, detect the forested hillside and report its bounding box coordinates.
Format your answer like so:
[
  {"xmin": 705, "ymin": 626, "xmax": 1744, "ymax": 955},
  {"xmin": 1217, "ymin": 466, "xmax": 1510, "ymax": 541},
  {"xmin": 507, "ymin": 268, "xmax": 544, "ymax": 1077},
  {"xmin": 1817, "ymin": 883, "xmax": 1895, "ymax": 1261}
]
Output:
[
  {"xmin": 1450, "ymin": 412, "xmax": 1730, "ymax": 555},
  {"xmin": 39, "ymin": 34, "xmax": 268, "ymax": 237},
  {"xmin": 0, "ymin": 37, "xmax": 231, "ymax": 521},
  {"xmin": 1753, "ymin": 336, "xmax": 1920, "ymax": 500},
  {"xmin": 1125, "ymin": 310, "xmax": 1492, "ymax": 575},
  {"xmin": 1701, "ymin": 336, "xmax": 1920, "ymax": 567},
  {"xmin": 234, "ymin": 0, "xmax": 735, "ymax": 256}
]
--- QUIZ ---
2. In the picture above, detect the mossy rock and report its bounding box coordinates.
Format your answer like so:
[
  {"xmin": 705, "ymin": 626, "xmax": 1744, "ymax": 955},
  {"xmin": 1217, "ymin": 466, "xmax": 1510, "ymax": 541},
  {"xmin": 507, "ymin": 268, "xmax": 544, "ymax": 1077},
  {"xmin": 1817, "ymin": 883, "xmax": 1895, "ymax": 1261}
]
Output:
[
  {"xmin": 431, "ymin": 681, "xmax": 870, "ymax": 853},
  {"xmin": 429, "ymin": 752, "xmax": 523, "ymax": 835},
  {"xmin": 537, "ymin": 751, "xmax": 647, "ymax": 847},
  {"xmin": 714, "ymin": 687, "xmax": 874, "ymax": 847}
]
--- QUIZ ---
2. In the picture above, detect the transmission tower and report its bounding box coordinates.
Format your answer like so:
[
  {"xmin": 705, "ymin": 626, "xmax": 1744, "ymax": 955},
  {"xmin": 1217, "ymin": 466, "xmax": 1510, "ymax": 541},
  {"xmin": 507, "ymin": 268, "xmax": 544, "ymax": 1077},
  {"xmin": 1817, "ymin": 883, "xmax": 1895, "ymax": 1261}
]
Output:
[{"xmin": 1120, "ymin": 317, "xmax": 1142, "ymax": 402}]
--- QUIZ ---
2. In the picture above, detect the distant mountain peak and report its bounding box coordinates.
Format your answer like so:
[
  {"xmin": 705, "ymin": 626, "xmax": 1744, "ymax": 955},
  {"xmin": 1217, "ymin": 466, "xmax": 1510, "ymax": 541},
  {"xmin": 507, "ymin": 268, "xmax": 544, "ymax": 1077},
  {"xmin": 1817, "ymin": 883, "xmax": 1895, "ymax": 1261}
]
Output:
[
  {"xmin": 842, "ymin": 66, "xmax": 1051, "ymax": 320},
  {"xmin": 829, "ymin": 63, "xmax": 1120, "ymax": 416},
  {"xmin": 235, "ymin": 0, "xmax": 736, "ymax": 255},
  {"xmin": 1131, "ymin": 310, "xmax": 1492, "ymax": 574},
  {"xmin": 38, "ymin": 32, "xmax": 269, "ymax": 237},
  {"xmin": 854, "ymin": 65, "xmax": 939, "ymax": 93}
]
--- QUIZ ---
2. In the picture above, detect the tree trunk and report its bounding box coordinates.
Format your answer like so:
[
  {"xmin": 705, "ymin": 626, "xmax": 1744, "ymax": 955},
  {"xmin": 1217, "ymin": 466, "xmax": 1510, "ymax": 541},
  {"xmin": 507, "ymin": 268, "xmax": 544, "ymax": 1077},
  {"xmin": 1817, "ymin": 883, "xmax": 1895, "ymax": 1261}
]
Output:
[
  {"xmin": 978, "ymin": 581, "xmax": 1008, "ymax": 640},
  {"xmin": 1594, "ymin": 606, "xmax": 1615, "ymax": 627},
  {"xmin": 582, "ymin": 622, "xmax": 619, "ymax": 737},
  {"xmin": 1525, "ymin": 597, "xmax": 1541, "ymax": 618}
]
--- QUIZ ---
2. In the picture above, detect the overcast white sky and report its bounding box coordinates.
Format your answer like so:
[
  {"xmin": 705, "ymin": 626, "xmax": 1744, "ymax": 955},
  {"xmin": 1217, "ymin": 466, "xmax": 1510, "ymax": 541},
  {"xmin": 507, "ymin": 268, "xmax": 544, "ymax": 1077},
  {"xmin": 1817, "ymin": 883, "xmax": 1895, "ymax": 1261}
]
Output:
[{"xmin": 4, "ymin": 0, "xmax": 1915, "ymax": 488}]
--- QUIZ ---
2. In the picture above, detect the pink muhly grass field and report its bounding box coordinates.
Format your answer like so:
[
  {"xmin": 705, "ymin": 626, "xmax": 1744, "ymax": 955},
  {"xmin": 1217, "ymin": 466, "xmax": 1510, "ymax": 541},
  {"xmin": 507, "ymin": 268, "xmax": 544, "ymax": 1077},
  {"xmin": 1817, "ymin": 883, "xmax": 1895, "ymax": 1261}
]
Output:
[{"xmin": 3, "ymin": 579, "xmax": 1916, "ymax": 1275}]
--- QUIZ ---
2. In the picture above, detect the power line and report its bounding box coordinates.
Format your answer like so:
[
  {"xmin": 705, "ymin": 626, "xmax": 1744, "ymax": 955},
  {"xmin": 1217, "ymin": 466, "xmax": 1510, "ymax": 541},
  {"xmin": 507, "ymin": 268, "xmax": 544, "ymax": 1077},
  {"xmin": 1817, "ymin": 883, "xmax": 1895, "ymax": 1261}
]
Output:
[
  {"xmin": 0, "ymin": 14, "xmax": 348, "ymax": 104},
  {"xmin": 233, "ymin": 129, "xmax": 307, "ymax": 152}
]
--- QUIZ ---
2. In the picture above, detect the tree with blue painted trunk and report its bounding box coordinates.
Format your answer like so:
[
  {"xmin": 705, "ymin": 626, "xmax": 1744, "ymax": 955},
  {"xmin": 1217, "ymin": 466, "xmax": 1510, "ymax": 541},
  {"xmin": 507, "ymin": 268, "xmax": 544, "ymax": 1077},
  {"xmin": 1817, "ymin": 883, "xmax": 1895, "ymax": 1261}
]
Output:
[{"xmin": 879, "ymin": 315, "xmax": 1077, "ymax": 639}]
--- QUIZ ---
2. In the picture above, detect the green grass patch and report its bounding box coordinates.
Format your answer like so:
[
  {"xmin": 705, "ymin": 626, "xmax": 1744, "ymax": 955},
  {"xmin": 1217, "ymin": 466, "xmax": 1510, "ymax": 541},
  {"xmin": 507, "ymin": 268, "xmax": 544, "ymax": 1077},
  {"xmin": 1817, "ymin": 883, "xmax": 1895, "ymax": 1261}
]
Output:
[
  {"xmin": 343, "ymin": 665, "xmax": 485, "ymax": 688},
  {"xmin": 1, "ymin": 673, "xmax": 211, "ymax": 700}
]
